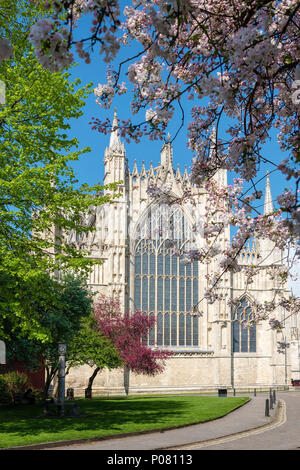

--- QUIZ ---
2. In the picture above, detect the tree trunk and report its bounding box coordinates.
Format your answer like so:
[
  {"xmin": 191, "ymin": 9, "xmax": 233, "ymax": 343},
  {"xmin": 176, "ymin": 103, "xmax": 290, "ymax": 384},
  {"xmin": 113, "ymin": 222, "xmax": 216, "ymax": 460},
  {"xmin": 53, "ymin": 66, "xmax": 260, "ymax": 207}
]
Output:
[
  {"xmin": 44, "ymin": 365, "xmax": 58, "ymax": 399},
  {"xmin": 52, "ymin": 371, "xmax": 59, "ymax": 398},
  {"xmin": 86, "ymin": 366, "xmax": 101, "ymax": 398}
]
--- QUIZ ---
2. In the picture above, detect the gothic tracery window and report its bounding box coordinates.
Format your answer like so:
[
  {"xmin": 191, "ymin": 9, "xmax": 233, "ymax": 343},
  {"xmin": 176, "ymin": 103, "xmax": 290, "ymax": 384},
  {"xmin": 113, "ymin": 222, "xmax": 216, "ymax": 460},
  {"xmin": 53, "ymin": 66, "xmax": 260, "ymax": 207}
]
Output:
[
  {"xmin": 134, "ymin": 205, "xmax": 199, "ymax": 348},
  {"xmin": 232, "ymin": 297, "xmax": 256, "ymax": 353}
]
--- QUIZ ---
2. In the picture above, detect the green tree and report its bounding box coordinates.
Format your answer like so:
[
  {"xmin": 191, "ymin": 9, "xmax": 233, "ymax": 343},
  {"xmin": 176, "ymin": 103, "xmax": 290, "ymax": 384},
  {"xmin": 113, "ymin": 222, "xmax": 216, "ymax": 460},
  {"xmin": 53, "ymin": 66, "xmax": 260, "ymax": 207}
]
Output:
[
  {"xmin": 0, "ymin": 1, "xmax": 117, "ymax": 341},
  {"xmin": 4, "ymin": 273, "xmax": 94, "ymax": 398},
  {"xmin": 67, "ymin": 315, "xmax": 122, "ymax": 397}
]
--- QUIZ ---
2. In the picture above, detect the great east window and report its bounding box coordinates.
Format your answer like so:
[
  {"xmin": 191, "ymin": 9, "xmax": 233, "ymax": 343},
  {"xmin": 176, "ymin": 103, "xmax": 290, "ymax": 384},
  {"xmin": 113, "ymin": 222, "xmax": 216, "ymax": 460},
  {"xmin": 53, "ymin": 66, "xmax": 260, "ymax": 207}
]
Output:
[{"xmin": 134, "ymin": 205, "xmax": 199, "ymax": 348}]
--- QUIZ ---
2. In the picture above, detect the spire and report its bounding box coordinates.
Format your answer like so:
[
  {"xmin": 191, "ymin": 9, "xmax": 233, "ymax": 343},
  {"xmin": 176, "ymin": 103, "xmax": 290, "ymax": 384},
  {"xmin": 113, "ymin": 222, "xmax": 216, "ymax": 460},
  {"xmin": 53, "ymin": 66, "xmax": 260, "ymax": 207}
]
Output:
[
  {"xmin": 140, "ymin": 161, "xmax": 147, "ymax": 179},
  {"xmin": 160, "ymin": 133, "xmax": 173, "ymax": 172},
  {"xmin": 104, "ymin": 108, "xmax": 126, "ymax": 186},
  {"xmin": 132, "ymin": 159, "xmax": 138, "ymax": 178},
  {"xmin": 109, "ymin": 108, "xmax": 123, "ymax": 153},
  {"xmin": 149, "ymin": 161, "xmax": 154, "ymax": 178},
  {"xmin": 263, "ymin": 171, "xmax": 274, "ymax": 215},
  {"xmin": 183, "ymin": 165, "xmax": 189, "ymax": 181}
]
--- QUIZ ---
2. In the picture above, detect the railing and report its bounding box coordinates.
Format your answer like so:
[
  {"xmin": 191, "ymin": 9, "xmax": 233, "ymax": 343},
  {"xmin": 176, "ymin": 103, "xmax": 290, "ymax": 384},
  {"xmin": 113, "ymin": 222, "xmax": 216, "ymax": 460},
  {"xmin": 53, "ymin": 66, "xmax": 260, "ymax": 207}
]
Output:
[{"xmin": 229, "ymin": 386, "xmax": 290, "ymax": 394}]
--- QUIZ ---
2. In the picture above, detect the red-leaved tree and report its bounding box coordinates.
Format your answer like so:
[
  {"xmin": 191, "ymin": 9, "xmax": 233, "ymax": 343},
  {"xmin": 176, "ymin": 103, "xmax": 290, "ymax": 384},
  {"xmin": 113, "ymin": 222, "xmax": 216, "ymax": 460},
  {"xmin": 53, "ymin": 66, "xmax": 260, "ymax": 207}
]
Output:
[{"xmin": 94, "ymin": 295, "xmax": 172, "ymax": 377}]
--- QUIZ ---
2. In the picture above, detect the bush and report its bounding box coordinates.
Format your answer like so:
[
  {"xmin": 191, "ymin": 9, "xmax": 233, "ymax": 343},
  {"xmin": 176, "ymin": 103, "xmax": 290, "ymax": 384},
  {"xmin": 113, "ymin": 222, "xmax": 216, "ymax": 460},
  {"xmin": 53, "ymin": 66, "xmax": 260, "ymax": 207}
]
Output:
[
  {"xmin": 0, "ymin": 375, "xmax": 10, "ymax": 404},
  {"xmin": 3, "ymin": 371, "xmax": 30, "ymax": 400}
]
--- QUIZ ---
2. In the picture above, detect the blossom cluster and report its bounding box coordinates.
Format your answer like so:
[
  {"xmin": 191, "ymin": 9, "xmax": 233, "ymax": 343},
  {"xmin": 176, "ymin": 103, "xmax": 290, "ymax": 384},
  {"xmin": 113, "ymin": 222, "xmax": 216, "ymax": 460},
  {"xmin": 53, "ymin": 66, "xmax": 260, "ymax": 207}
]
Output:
[
  {"xmin": 29, "ymin": 19, "xmax": 74, "ymax": 72},
  {"xmin": 94, "ymin": 294, "xmax": 172, "ymax": 375}
]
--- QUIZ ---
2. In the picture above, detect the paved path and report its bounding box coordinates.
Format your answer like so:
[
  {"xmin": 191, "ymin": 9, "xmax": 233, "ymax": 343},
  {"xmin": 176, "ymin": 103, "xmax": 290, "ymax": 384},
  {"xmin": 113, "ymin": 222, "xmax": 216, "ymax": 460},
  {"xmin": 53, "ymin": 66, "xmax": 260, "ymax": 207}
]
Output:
[
  {"xmin": 42, "ymin": 391, "xmax": 300, "ymax": 451},
  {"xmin": 179, "ymin": 393, "xmax": 300, "ymax": 450}
]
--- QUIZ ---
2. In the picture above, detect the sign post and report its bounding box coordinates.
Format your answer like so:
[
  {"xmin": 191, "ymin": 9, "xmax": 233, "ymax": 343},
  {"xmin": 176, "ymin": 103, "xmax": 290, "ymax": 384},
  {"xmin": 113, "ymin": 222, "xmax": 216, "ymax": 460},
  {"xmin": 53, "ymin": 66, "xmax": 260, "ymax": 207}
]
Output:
[{"xmin": 58, "ymin": 342, "xmax": 66, "ymax": 416}]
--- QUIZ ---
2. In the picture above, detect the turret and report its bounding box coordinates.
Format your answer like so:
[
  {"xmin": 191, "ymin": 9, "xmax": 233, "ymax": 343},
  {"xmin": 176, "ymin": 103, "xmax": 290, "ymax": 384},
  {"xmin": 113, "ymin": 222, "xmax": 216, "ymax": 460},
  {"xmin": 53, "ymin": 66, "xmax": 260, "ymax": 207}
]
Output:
[
  {"xmin": 104, "ymin": 109, "xmax": 126, "ymax": 186},
  {"xmin": 160, "ymin": 133, "xmax": 173, "ymax": 176},
  {"xmin": 259, "ymin": 172, "xmax": 279, "ymax": 265},
  {"xmin": 263, "ymin": 172, "xmax": 274, "ymax": 216}
]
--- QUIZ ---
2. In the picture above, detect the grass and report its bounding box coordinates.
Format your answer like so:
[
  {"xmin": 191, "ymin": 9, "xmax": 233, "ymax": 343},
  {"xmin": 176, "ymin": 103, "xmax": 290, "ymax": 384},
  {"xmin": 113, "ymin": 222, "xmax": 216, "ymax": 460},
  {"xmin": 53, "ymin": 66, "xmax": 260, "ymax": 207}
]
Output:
[{"xmin": 0, "ymin": 395, "xmax": 249, "ymax": 449}]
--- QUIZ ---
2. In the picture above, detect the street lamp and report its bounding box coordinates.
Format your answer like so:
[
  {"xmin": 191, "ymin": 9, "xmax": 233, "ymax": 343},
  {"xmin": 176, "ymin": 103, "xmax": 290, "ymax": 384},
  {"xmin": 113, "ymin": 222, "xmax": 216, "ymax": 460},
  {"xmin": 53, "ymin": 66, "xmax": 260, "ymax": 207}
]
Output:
[
  {"xmin": 277, "ymin": 339, "xmax": 290, "ymax": 386},
  {"xmin": 58, "ymin": 342, "xmax": 67, "ymax": 416},
  {"xmin": 283, "ymin": 338, "xmax": 290, "ymax": 387}
]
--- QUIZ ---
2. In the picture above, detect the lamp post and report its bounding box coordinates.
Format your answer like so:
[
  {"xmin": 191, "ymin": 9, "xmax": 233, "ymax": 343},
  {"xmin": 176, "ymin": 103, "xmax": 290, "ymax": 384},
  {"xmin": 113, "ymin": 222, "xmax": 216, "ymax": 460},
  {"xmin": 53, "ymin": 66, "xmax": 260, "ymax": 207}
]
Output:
[
  {"xmin": 284, "ymin": 335, "xmax": 287, "ymax": 386},
  {"xmin": 282, "ymin": 337, "xmax": 290, "ymax": 387},
  {"xmin": 282, "ymin": 307, "xmax": 290, "ymax": 387},
  {"xmin": 278, "ymin": 338, "xmax": 290, "ymax": 387},
  {"xmin": 58, "ymin": 342, "xmax": 66, "ymax": 416}
]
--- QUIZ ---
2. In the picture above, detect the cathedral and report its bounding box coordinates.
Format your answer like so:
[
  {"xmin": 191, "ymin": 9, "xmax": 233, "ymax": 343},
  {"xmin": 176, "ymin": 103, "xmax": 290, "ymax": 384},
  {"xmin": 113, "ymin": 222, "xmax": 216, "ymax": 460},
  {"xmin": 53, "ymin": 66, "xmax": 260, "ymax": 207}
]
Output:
[{"xmin": 65, "ymin": 111, "xmax": 300, "ymax": 396}]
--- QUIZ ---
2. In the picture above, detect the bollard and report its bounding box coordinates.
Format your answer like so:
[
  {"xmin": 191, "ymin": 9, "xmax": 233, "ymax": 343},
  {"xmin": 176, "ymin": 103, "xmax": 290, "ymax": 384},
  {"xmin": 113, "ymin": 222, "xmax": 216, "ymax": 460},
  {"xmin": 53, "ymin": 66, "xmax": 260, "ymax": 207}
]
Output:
[
  {"xmin": 254, "ymin": 388, "xmax": 256, "ymax": 396},
  {"xmin": 273, "ymin": 390, "xmax": 276, "ymax": 404},
  {"xmin": 265, "ymin": 398, "xmax": 270, "ymax": 417},
  {"xmin": 269, "ymin": 389, "xmax": 273, "ymax": 407}
]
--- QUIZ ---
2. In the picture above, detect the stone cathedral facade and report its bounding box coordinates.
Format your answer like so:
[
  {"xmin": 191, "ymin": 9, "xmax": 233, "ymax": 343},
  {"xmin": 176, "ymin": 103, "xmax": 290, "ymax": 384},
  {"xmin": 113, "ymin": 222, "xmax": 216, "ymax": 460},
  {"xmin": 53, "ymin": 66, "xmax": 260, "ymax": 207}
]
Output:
[{"xmin": 65, "ymin": 112, "xmax": 300, "ymax": 395}]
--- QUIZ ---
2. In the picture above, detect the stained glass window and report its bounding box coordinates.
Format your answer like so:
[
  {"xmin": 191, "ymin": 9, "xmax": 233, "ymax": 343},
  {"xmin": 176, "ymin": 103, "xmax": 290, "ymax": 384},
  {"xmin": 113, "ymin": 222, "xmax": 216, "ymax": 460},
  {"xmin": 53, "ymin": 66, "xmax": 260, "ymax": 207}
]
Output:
[
  {"xmin": 149, "ymin": 277, "xmax": 155, "ymax": 311},
  {"xmin": 135, "ymin": 254, "xmax": 141, "ymax": 274},
  {"xmin": 179, "ymin": 314, "xmax": 185, "ymax": 346},
  {"xmin": 232, "ymin": 297, "xmax": 256, "ymax": 353},
  {"xmin": 142, "ymin": 253, "xmax": 148, "ymax": 274},
  {"xmin": 186, "ymin": 314, "xmax": 192, "ymax": 346},
  {"xmin": 164, "ymin": 313, "xmax": 170, "ymax": 346},
  {"xmin": 165, "ymin": 277, "xmax": 170, "ymax": 312},
  {"xmin": 157, "ymin": 313, "xmax": 163, "ymax": 346},
  {"xmin": 171, "ymin": 313, "xmax": 177, "ymax": 346},
  {"xmin": 135, "ymin": 277, "xmax": 141, "ymax": 310},
  {"xmin": 134, "ymin": 205, "xmax": 200, "ymax": 348},
  {"xmin": 142, "ymin": 277, "xmax": 148, "ymax": 310},
  {"xmin": 179, "ymin": 278, "xmax": 185, "ymax": 312},
  {"xmin": 171, "ymin": 277, "xmax": 177, "ymax": 312},
  {"xmin": 149, "ymin": 312, "xmax": 155, "ymax": 345},
  {"xmin": 157, "ymin": 277, "xmax": 163, "ymax": 311},
  {"xmin": 165, "ymin": 255, "xmax": 170, "ymax": 275},
  {"xmin": 193, "ymin": 316, "xmax": 199, "ymax": 346}
]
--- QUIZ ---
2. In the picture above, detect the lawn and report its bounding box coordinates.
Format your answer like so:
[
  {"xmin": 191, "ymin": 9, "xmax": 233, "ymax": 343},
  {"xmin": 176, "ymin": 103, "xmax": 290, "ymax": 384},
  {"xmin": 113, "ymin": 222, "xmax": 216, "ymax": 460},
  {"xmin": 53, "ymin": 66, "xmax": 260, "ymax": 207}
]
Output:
[{"xmin": 0, "ymin": 395, "xmax": 249, "ymax": 449}]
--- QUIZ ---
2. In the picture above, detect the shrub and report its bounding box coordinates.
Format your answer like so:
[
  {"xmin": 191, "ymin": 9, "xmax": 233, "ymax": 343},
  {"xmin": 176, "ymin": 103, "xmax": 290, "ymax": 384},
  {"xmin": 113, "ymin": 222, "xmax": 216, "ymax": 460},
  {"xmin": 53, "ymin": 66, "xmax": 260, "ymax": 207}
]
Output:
[{"xmin": 3, "ymin": 371, "xmax": 30, "ymax": 400}]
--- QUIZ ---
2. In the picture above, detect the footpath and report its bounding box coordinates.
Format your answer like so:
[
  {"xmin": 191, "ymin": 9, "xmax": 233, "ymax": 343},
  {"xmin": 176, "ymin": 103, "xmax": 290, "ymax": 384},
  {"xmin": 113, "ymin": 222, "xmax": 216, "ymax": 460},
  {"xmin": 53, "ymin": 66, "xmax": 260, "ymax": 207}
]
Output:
[{"xmin": 34, "ymin": 392, "xmax": 289, "ymax": 451}]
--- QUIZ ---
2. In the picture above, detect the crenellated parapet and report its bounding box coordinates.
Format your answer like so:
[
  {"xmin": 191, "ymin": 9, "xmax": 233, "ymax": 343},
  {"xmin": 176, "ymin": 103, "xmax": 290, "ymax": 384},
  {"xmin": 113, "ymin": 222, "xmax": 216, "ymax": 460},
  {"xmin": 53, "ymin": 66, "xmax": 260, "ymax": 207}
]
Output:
[{"xmin": 238, "ymin": 239, "xmax": 260, "ymax": 266}]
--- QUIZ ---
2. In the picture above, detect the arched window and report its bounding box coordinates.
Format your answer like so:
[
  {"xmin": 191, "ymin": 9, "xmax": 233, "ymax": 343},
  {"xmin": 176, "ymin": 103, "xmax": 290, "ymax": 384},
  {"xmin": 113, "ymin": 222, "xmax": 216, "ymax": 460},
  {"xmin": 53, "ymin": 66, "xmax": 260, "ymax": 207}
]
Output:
[
  {"xmin": 232, "ymin": 297, "xmax": 256, "ymax": 353},
  {"xmin": 134, "ymin": 205, "xmax": 199, "ymax": 348}
]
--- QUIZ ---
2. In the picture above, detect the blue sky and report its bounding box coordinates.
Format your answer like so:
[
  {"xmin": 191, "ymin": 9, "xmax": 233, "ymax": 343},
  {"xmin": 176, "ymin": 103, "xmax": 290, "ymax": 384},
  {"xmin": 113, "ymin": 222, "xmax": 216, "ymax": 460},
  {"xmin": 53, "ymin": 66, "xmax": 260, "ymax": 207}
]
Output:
[{"xmin": 67, "ymin": 59, "xmax": 290, "ymax": 199}]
